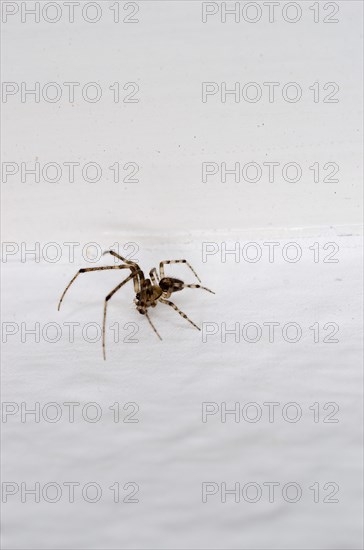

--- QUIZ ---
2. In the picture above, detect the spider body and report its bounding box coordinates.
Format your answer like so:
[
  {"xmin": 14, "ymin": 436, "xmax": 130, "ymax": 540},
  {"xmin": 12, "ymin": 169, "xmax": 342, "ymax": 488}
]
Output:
[
  {"xmin": 58, "ymin": 251, "xmax": 214, "ymax": 359},
  {"xmin": 135, "ymin": 280, "xmax": 163, "ymax": 310}
]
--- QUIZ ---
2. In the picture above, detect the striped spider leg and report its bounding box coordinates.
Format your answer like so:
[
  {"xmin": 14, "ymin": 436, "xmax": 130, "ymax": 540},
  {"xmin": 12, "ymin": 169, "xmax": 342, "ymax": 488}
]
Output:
[
  {"xmin": 102, "ymin": 264, "xmax": 144, "ymax": 360},
  {"xmin": 158, "ymin": 258, "xmax": 215, "ymax": 297},
  {"xmin": 145, "ymin": 258, "xmax": 215, "ymax": 333},
  {"xmin": 58, "ymin": 250, "xmax": 143, "ymax": 359}
]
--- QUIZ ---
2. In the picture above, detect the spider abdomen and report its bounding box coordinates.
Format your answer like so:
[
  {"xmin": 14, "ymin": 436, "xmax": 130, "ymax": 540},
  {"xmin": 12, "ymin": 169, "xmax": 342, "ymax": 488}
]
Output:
[{"xmin": 159, "ymin": 277, "xmax": 184, "ymax": 293}]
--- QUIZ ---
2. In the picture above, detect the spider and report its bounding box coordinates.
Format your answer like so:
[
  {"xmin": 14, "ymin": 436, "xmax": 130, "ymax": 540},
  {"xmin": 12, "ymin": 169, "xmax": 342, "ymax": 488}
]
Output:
[{"xmin": 57, "ymin": 250, "xmax": 215, "ymax": 359}]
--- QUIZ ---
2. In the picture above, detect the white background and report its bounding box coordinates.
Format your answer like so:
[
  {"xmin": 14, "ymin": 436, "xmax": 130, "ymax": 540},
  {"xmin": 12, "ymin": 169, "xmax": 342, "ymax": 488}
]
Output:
[{"xmin": 1, "ymin": 1, "xmax": 363, "ymax": 549}]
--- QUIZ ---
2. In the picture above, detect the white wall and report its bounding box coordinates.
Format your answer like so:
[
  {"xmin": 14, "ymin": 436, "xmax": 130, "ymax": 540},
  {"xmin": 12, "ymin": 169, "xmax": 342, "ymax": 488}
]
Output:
[
  {"xmin": 2, "ymin": 2, "xmax": 363, "ymax": 549},
  {"xmin": 2, "ymin": 1, "xmax": 362, "ymax": 243}
]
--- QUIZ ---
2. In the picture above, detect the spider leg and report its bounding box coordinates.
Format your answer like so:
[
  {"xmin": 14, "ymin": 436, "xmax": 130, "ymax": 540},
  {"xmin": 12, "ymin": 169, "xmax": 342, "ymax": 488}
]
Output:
[
  {"xmin": 103, "ymin": 269, "xmax": 143, "ymax": 360},
  {"xmin": 130, "ymin": 267, "xmax": 144, "ymax": 293},
  {"xmin": 58, "ymin": 265, "xmax": 132, "ymax": 311},
  {"xmin": 159, "ymin": 298, "xmax": 201, "ymax": 331},
  {"xmin": 103, "ymin": 250, "xmax": 144, "ymax": 292},
  {"xmin": 149, "ymin": 267, "xmax": 160, "ymax": 285},
  {"xmin": 103, "ymin": 250, "xmax": 139, "ymax": 268},
  {"xmin": 159, "ymin": 259, "xmax": 201, "ymax": 283},
  {"xmin": 144, "ymin": 311, "xmax": 162, "ymax": 341},
  {"xmin": 182, "ymin": 283, "xmax": 215, "ymax": 294}
]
